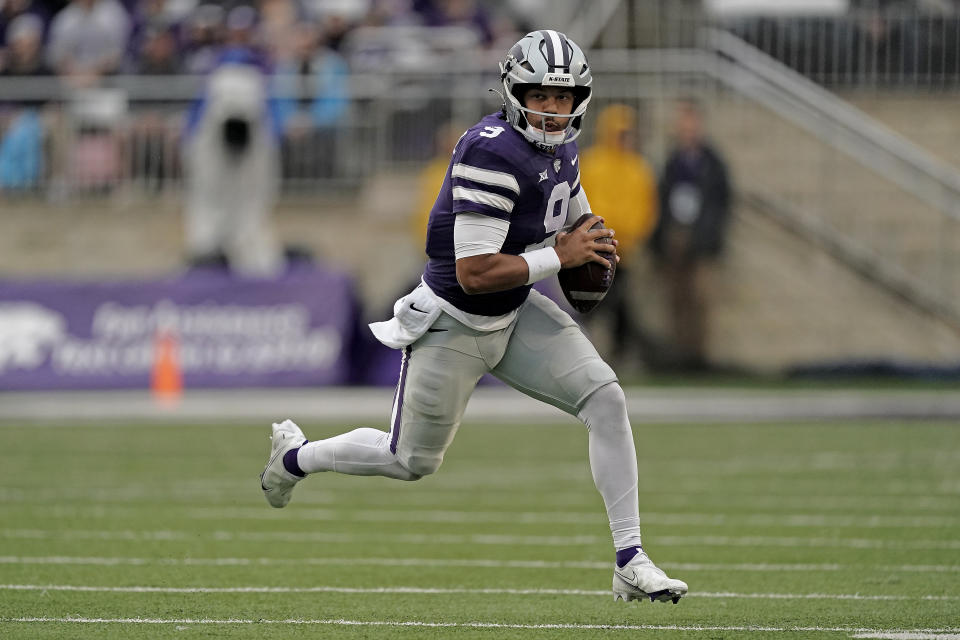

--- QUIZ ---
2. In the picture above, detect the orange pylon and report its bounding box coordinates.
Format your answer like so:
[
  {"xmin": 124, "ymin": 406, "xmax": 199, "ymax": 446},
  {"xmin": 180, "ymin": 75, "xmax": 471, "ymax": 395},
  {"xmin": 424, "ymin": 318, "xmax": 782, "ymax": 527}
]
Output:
[{"xmin": 151, "ymin": 330, "xmax": 183, "ymax": 407}]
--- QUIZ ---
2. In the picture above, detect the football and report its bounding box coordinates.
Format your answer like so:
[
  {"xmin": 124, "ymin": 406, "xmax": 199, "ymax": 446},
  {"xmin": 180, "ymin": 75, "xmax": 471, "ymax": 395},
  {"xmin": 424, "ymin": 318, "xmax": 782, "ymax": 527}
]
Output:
[{"xmin": 557, "ymin": 214, "xmax": 617, "ymax": 313}]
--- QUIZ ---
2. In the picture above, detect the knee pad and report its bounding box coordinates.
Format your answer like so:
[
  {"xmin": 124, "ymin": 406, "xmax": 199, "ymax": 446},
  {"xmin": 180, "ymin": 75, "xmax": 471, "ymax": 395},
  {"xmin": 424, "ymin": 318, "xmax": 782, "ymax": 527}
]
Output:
[
  {"xmin": 588, "ymin": 382, "xmax": 627, "ymax": 409},
  {"xmin": 580, "ymin": 382, "xmax": 630, "ymax": 433},
  {"xmin": 396, "ymin": 468, "xmax": 424, "ymax": 482},
  {"xmin": 399, "ymin": 452, "xmax": 443, "ymax": 478}
]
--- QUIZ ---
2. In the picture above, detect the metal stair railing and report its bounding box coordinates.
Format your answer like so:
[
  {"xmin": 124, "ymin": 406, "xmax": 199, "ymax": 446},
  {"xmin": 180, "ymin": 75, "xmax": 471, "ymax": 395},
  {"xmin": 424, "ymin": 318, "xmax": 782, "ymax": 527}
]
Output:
[
  {"xmin": 692, "ymin": 29, "xmax": 960, "ymax": 328},
  {"xmin": 566, "ymin": 0, "xmax": 625, "ymax": 49},
  {"xmin": 705, "ymin": 27, "xmax": 960, "ymax": 220}
]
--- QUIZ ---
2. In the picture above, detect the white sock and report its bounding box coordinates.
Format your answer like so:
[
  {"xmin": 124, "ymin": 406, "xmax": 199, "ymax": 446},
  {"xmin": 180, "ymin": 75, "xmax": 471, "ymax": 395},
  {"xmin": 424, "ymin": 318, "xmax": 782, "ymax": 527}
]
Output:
[
  {"xmin": 296, "ymin": 428, "xmax": 418, "ymax": 480},
  {"xmin": 578, "ymin": 382, "xmax": 644, "ymax": 551}
]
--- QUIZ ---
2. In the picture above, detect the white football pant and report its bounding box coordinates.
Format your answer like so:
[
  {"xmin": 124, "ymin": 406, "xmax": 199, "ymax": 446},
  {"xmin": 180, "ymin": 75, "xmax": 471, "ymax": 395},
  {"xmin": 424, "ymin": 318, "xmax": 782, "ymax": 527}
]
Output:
[{"xmin": 298, "ymin": 290, "xmax": 644, "ymax": 549}]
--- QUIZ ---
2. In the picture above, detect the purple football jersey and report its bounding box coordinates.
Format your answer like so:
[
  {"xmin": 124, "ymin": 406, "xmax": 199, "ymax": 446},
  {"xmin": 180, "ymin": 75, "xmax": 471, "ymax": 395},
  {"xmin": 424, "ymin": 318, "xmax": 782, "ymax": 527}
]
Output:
[{"xmin": 423, "ymin": 112, "xmax": 582, "ymax": 316}]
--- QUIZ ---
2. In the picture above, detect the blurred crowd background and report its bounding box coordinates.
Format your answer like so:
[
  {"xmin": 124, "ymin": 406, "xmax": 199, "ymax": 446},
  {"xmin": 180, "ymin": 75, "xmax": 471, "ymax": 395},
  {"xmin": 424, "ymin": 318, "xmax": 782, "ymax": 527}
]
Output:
[{"xmin": 2, "ymin": 0, "xmax": 960, "ymax": 391}]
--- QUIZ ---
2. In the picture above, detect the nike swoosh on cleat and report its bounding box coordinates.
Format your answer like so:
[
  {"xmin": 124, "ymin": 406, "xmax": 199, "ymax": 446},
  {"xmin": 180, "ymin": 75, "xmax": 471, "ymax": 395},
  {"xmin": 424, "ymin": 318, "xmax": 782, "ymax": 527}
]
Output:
[{"xmin": 617, "ymin": 568, "xmax": 636, "ymax": 582}]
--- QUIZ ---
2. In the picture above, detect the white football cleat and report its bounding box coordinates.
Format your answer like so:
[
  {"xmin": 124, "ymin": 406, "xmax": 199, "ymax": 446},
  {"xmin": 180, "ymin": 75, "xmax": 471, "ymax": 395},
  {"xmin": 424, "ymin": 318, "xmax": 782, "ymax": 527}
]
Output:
[
  {"xmin": 260, "ymin": 419, "xmax": 307, "ymax": 508},
  {"xmin": 612, "ymin": 549, "xmax": 688, "ymax": 604}
]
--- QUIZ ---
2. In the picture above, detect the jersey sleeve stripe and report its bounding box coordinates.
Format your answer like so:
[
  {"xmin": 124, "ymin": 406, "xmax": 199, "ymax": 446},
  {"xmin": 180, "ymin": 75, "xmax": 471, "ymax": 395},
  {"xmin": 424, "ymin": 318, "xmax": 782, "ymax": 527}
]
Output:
[
  {"xmin": 452, "ymin": 186, "xmax": 515, "ymax": 213},
  {"xmin": 452, "ymin": 163, "xmax": 521, "ymax": 194},
  {"xmin": 571, "ymin": 172, "xmax": 580, "ymax": 191},
  {"xmin": 452, "ymin": 177, "xmax": 517, "ymax": 200}
]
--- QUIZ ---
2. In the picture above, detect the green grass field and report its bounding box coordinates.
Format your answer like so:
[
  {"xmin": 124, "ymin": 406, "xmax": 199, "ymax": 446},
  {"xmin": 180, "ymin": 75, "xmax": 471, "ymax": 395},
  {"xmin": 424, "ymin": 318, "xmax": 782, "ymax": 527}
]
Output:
[{"xmin": 1, "ymin": 414, "xmax": 958, "ymax": 639}]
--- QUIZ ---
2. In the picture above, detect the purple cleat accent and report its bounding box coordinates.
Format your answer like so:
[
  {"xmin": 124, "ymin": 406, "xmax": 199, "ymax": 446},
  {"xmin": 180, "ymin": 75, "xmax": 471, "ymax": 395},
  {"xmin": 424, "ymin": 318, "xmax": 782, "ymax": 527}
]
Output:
[
  {"xmin": 260, "ymin": 419, "xmax": 307, "ymax": 508},
  {"xmin": 612, "ymin": 548, "xmax": 688, "ymax": 604}
]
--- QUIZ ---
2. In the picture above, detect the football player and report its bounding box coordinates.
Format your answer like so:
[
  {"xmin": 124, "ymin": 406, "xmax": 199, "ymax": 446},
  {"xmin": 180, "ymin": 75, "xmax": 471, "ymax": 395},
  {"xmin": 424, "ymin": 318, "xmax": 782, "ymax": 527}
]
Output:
[{"xmin": 261, "ymin": 29, "xmax": 688, "ymax": 604}]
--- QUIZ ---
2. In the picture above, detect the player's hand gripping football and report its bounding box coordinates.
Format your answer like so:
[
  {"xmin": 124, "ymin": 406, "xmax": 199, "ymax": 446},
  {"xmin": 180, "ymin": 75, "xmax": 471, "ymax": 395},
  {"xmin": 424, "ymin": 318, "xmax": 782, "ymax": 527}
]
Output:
[{"xmin": 554, "ymin": 215, "xmax": 619, "ymax": 269}]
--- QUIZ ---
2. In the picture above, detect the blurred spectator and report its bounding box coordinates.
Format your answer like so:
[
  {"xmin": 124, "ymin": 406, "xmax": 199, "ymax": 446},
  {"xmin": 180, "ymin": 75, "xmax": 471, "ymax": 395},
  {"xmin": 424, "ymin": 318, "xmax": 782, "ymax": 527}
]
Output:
[
  {"xmin": 0, "ymin": 0, "xmax": 50, "ymax": 68},
  {"xmin": 42, "ymin": 0, "xmax": 132, "ymax": 192},
  {"xmin": 2, "ymin": 12, "xmax": 51, "ymax": 75},
  {"xmin": 0, "ymin": 106, "xmax": 44, "ymax": 191},
  {"xmin": 304, "ymin": 0, "xmax": 372, "ymax": 25},
  {"xmin": 223, "ymin": 4, "xmax": 260, "ymax": 51},
  {"xmin": 131, "ymin": 0, "xmax": 196, "ymax": 30},
  {"xmin": 412, "ymin": 120, "xmax": 462, "ymax": 246},
  {"xmin": 413, "ymin": 0, "xmax": 493, "ymax": 45},
  {"xmin": 47, "ymin": 0, "xmax": 132, "ymax": 86},
  {"xmin": 182, "ymin": 46, "xmax": 285, "ymax": 275},
  {"xmin": 258, "ymin": 0, "xmax": 308, "ymax": 54},
  {"xmin": 362, "ymin": 0, "xmax": 419, "ymax": 27},
  {"xmin": 62, "ymin": 87, "xmax": 127, "ymax": 191},
  {"xmin": 125, "ymin": 22, "xmax": 182, "ymax": 191},
  {"xmin": 129, "ymin": 22, "xmax": 182, "ymax": 74},
  {"xmin": 650, "ymin": 97, "xmax": 732, "ymax": 372},
  {"xmin": 182, "ymin": 3, "xmax": 224, "ymax": 74},
  {"xmin": 317, "ymin": 10, "xmax": 353, "ymax": 51},
  {"xmin": 579, "ymin": 103, "xmax": 662, "ymax": 372},
  {"xmin": 129, "ymin": 0, "xmax": 180, "ymax": 38},
  {"xmin": 272, "ymin": 21, "xmax": 349, "ymax": 180},
  {"xmin": 126, "ymin": 0, "xmax": 194, "ymax": 70},
  {"xmin": 0, "ymin": 13, "xmax": 48, "ymax": 192}
]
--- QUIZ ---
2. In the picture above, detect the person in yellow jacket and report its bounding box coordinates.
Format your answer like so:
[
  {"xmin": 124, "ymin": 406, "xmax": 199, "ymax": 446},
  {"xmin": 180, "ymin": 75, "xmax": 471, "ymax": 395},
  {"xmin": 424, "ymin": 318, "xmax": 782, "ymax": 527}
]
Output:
[
  {"xmin": 413, "ymin": 121, "xmax": 466, "ymax": 249},
  {"xmin": 580, "ymin": 103, "xmax": 661, "ymax": 370}
]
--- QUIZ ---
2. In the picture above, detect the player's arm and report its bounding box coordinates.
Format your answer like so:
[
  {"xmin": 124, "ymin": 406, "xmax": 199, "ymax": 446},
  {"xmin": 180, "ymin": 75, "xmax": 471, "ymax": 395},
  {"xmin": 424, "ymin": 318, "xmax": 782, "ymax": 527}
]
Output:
[
  {"xmin": 453, "ymin": 213, "xmax": 524, "ymax": 294},
  {"xmin": 454, "ymin": 212, "xmax": 615, "ymax": 295},
  {"xmin": 567, "ymin": 186, "xmax": 592, "ymax": 226}
]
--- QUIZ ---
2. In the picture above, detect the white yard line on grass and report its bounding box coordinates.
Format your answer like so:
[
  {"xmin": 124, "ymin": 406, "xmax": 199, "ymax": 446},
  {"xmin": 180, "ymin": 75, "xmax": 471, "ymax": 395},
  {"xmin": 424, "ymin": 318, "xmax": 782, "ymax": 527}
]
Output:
[
  {"xmin": 1, "ymin": 584, "xmax": 957, "ymax": 601},
  {"xmin": 2, "ymin": 616, "xmax": 960, "ymax": 636},
  {"xmin": 3, "ymin": 488, "xmax": 956, "ymax": 513},
  {"xmin": 7, "ymin": 504, "xmax": 960, "ymax": 528},
  {"xmin": 852, "ymin": 634, "xmax": 960, "ymax": 639},
  {"xmin": 4, "ymin": 527, "xmax": 959, "ymax": 550},
  {"xmin": 1, "ymin": 553, "xmax": 958, "ymax": 574},
  {"xmin": 9, "ymin": 504, "xmax": 960, "ymax": 529},
  {"xmin": 182, "ymin": 507, "xmax": 960, "ymax": 529}
]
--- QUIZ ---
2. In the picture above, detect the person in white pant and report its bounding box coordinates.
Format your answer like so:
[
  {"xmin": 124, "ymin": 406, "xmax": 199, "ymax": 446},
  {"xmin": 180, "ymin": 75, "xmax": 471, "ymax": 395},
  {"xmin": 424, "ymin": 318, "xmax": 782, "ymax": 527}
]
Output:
[
  {"xmin": 260, "ymin": 29, "xmax": 688, "ymax": 604},
  {"xmin": 182, "ymin": 53, "xmax": 283, "ymax": 277}
]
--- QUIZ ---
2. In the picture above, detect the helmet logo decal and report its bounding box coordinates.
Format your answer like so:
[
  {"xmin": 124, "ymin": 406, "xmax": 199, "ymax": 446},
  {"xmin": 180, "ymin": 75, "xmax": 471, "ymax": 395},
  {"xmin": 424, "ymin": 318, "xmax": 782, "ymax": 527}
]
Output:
[{"xmin": 543, "ymin": 73, "xmax": 574, "ymax": 87}]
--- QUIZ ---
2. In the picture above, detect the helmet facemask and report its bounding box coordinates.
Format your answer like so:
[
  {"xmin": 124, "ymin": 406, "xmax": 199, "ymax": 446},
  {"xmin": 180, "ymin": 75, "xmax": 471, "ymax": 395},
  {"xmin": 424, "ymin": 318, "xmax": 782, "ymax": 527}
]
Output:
[
  {"xmin": 509, "ymin": 84, "xmax": 592, "ymax": 150},
  {"xmin": 497, "ymin": 30, "xmax": 593, "ymax": 152}
]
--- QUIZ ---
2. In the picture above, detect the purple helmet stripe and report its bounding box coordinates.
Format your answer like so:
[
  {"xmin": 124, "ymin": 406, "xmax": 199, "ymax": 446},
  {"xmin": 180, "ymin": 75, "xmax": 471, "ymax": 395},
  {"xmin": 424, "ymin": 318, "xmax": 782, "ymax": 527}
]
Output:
[
  {"xmin": 389, "ymin": 346, "xmax": 411, "ymax": 454},
  {"xmin": 538, "ymin": 29, "xmax": 568, "ymax": 71},
  {"xmin": 538, "ymin": 29, "xmax": 556, "ymax": 68},
  {"xmin": 560, "ymin": 33, "xmax": 572, "ymax": 68}
]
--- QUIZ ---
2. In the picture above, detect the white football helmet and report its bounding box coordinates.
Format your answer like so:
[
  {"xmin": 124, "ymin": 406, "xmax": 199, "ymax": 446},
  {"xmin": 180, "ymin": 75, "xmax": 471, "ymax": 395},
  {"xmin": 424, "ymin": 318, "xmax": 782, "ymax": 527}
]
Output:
[{"xmin": 498, "ymin": 30, "xmax": 593, "ymax": 151}]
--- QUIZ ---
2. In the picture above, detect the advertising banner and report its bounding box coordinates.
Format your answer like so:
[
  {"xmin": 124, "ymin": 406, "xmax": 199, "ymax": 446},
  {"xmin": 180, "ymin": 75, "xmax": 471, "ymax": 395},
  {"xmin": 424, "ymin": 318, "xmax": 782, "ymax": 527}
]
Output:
[{"xmin": 0, "ymin": 267, "xmax": 360, "ymax": 390}]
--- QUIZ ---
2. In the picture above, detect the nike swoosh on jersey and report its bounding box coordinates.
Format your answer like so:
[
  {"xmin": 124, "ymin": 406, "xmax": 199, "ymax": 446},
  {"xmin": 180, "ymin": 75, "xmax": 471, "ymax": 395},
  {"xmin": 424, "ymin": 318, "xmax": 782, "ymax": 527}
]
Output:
[{"xmin": 571, "ymin": 154, "xmax": 578, "ymax": 166}]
